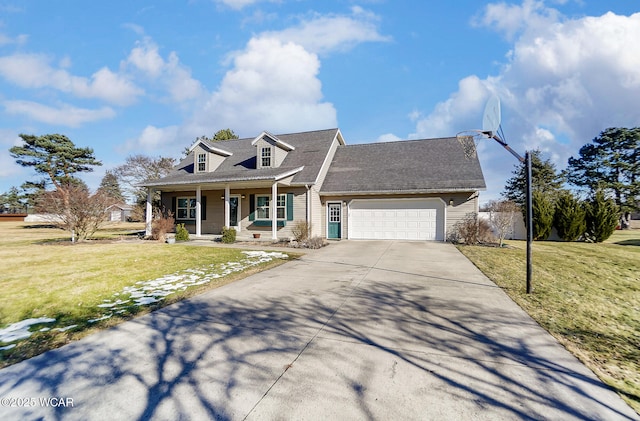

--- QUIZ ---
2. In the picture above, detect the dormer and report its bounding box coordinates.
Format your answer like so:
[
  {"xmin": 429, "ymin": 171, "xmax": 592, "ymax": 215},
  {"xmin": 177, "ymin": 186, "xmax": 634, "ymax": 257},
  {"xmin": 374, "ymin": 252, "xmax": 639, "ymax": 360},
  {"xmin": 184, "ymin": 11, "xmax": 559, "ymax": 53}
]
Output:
[
  {"xmin": 188, "ymin": 140, "xmax": 233, "ymax": 173},
  {"xmin": 251, "ymin": 131, "xmax": 295, "ymax": 169}
]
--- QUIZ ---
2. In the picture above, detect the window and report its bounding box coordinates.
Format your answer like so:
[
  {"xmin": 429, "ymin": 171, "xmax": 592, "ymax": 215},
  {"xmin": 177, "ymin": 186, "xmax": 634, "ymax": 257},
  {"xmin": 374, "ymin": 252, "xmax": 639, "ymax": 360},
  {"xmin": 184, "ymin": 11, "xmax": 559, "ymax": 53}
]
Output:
[
  {"xmin": 261, "ymin": 147, "xmax": 271, "ymax": 167},
  {"xmin": 177, "ymin": 197, "xmax": 196, "ymax": 220},
  {"xmin": 197, "ymin": 153, "xmax": 206, "ymax": 172},
  {"xmin": 256, "ymin": 196, "xmax": 270, "ymax": 219},
  {"xmin": 256, "ymin": 194, "xmax": 286, "ymax": 220}
]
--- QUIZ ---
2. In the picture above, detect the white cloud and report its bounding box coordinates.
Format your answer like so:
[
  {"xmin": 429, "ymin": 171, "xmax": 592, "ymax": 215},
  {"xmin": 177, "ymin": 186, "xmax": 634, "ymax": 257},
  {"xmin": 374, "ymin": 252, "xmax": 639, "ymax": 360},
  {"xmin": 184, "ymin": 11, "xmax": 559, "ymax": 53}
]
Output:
[
  {"xmin": 413, "ymin": 4, "xmax": 640, "ymax": 203},
  {"xmin": 214, "ymin": 0, "xmax": 278, "ymax": 10},
  {"xmin": 0, "ymin": 53, "xmax": 142, "ymax": 106},
  {"xmin": 262, "ymin": 7, "xmax": 391, "ymax": 55},
  {"xmin": 125, "ymin": 38, "xmax": 204, "ymax": 102},
  {"xmin": 3, "ymin": 100, "xmax": 116, "ymax": 127},
  {"xmin": 377, "ymin": 133, "xmax": 401, "ymax": 143},
  {"xmin": 192, "ymin": 36, "xmax": 337, "ymax": 137},
  {"xmin": 472, "ymin": 0, "xmax": 560, "ymax": 40},
  {"xmin": 122, "ymin": 124, "xmax": 181, "ymax": 153},
  {"xmin": 0, "ymin": 130, "xmax": 24, "ymax": 179}
]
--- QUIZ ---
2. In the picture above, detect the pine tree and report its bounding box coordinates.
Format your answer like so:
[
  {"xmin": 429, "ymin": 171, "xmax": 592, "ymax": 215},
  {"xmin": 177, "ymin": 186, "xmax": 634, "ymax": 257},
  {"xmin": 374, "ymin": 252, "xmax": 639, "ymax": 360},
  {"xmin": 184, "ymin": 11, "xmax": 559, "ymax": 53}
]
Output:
[
  {"xmin": 532, "ymin": 191, "xmax": 554, "ymax": 240},
  {"xmin": 584, "ymin": 190, "xmax": 619, "ymax": 243},
  {"xmin": 502, "ymin": 149, "xmax": 563, "ymax": 208},
  {"xmin": 9, "ymin": 133, "xmax": 101, "ymax": 189},
  {"xmin": 98, "ymin": 170, "xmax": 125, "ymax": 202},
  {"xmin": 553, "ymin": 190, "xmax": 586, "ymax": 241},
  {"xmin": 565, "ymin": 127, "xmax": 640, "ymax": 212}
]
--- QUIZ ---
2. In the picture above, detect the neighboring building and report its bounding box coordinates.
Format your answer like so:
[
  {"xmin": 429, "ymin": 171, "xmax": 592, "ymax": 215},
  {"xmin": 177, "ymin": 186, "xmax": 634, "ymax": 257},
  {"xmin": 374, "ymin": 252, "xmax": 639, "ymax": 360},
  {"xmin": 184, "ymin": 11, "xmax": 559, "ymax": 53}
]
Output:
[
  {"xmin": 106, "ymin": 204, "xmax": 134, "ymax": 222},
  {"xmin": 142, "ymin": 128, "xmax": 486, "ymax": 241}
]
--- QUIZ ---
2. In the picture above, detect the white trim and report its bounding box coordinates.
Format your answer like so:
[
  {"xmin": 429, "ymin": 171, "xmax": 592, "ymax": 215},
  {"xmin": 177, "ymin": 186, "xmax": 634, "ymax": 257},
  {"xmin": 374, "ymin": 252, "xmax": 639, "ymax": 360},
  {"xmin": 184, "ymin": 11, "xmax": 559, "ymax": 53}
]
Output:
[
  {"xmin": 326, "ymin": 201, "xmax": 342, "ymax": 239},
  {"xmin": 274, "ymin": 166, "xmax": 305, "ymax": 181},
  {"xmin": 255, "ymin": 193, "xmax": 286, "ymax": 221},
  {"xmin": 145, "ymin": 189, "xmax": 153, "ymax": 237},
  {"xmin": 251, "ymin": 131, "xmax": 295, "ymax": 151},
  {"xmin": 196, "ymin": 186, "xmax": 202, "ymax": 237},
  {"xmin": 347, "ymin": 197, "xmax": 445, "ymax": 241},
  {"xmin": 188, "ymin": 140, "xmax": 233, "ymax": 156},
  {"xmin": 271, "ymin": 182, "xmax": 278, "ymax": 240},
  {"xmin": 176, "ymin": 196, "xmax": 197, "ymax": 221},
  {"xmin": 229, "ymin": 194, "xmax": 241, "ymax": 232},
  {"xmin": 224, "ymin": 185, "xmax": 230, "ymax": 228}
]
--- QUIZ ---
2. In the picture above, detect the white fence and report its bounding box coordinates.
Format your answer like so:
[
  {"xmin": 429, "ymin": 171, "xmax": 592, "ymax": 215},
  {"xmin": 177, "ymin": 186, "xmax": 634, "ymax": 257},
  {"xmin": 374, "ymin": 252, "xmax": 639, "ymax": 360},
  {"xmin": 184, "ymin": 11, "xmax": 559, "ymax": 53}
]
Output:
[{"xmin": 478, "ymin": 211, "xmax": 527, "ymax": 240}]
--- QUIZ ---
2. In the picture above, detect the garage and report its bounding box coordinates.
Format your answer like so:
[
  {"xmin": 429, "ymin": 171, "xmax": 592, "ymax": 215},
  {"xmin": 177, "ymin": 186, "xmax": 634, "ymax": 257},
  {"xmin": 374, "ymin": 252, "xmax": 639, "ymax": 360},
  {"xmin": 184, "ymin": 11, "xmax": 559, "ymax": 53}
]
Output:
[{"xmin": 348, "ymin": 199, "xmax": 444, "ymax": 241}]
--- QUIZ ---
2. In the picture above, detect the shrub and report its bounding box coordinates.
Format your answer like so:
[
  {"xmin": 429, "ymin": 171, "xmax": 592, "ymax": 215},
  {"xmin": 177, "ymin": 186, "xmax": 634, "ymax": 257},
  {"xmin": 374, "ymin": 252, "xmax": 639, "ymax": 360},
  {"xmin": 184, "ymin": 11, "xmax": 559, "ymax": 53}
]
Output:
[
  {"xmin": 306, "ymin": 236, "xmax": 327, "ymax": 249},
  {"xmin": 450, "ymin": 213, "xmax": 495, "ymax": 245},
  {"xmin": 175, "ymin": 223, "xmax": 190, "ymax": 241},
  {"xmin": 531, "ymin": 191, "xmax": 554, "ymax": 240},
  {"xmin": 151, "ymin": 210, "xmax": 174, "ymax": 242},
  {"xmin": 486, "ymin": 200, "xmax": 519, "ymax": 247},
  {"xmin": 221, "ymin": 226, "xmax": 236, "ymax": 243},
  {"xmin": 291, "ymin": 220, "xmax": 312, "ymax": 242},
  {"xmin": 585, "ymin": 190, "xmax": 619, "ymax": 243},
  {"xmin": 554, "ymin": 190, "xmax": 586, "ymax": 241}
]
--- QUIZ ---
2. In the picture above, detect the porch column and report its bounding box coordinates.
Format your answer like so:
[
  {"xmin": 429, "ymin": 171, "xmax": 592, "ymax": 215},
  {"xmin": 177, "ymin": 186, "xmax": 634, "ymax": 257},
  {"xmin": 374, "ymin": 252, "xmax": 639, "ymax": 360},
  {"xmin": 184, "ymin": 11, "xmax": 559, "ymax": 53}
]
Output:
[
  {"xmin": 271, "ymin": 181, "xmax": 278, "ymax": 240},
  {"xmin": 224, "ymin": 184, "xmax": 230, "ymax": 228},
  {"xmin": 145, "ymin": 188, "xmax": 153, "ymax": 237},
  {"xmin": 195, "ymin": 185, "xmax": 202, "ymax": 237}
]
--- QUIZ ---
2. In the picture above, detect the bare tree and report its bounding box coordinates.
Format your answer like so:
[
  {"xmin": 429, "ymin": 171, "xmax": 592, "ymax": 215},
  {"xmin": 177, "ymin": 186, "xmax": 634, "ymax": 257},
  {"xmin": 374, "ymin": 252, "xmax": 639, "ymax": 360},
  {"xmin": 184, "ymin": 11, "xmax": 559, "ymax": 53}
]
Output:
[
  {"xmin": 487, "ymin": 200, "xmax": 520, "ymax": 247},
  {"xmin": 113, "ymin": 155, "xmax": 175, "ymax": 205},
  {"xmin": 36, "ymin": 184, "xmax": 113, "ymax": 242}
]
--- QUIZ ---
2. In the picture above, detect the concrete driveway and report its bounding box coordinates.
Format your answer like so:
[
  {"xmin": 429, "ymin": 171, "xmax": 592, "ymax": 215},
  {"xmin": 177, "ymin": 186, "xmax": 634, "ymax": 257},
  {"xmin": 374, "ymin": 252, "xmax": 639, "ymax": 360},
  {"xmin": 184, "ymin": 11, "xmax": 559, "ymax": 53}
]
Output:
[{"xmin": 0, "ymin": 241, "xmax": 637, "ymax": 420}]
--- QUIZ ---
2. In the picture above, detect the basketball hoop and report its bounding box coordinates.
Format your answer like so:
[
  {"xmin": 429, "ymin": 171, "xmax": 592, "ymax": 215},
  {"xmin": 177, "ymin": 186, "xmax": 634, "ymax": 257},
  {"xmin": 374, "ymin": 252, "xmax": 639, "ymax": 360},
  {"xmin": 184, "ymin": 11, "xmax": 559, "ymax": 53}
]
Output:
[{"xmin": 456, "ymin": 130, "xmax": 488, "ymax": 159}]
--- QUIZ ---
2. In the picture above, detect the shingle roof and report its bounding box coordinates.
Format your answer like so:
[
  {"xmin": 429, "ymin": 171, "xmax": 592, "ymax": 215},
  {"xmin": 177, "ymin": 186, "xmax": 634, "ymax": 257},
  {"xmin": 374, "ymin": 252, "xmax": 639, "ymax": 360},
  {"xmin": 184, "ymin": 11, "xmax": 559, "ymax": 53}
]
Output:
[
  {"xmin": 144, "ymin": 128, "xmax": 340, "ymax": 187},
  {"xmin": 320, "ymin": 137, "xmax": 486, "ymax": 194}
]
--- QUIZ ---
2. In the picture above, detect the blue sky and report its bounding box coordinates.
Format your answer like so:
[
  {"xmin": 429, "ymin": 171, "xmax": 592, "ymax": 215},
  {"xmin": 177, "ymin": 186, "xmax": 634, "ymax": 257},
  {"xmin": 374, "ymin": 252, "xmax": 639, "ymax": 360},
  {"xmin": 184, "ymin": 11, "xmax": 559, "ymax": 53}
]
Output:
[{"xmin": 1, "ymin": 0, "xmax": 639, "ymax": 203}]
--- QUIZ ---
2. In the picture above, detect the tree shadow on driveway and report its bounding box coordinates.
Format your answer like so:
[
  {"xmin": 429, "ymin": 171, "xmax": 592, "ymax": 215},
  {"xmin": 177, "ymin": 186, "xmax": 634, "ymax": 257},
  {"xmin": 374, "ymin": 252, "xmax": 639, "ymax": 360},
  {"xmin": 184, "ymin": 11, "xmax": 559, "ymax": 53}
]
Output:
[{"xmin": 0, "ymin": 261, "xmax": 637, "ymax": 420}]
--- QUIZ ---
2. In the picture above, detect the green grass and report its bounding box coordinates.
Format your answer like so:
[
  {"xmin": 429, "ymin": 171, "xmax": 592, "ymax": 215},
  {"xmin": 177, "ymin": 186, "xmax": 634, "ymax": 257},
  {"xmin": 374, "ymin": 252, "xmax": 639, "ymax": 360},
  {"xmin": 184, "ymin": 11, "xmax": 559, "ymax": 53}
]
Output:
[
  {"xmin": 457, "ymin": 229, "xmax": 640, "ymax": 413},
  {"xmin": 0, "ymin": 221, "xmax": 293, "ymax": 367}
]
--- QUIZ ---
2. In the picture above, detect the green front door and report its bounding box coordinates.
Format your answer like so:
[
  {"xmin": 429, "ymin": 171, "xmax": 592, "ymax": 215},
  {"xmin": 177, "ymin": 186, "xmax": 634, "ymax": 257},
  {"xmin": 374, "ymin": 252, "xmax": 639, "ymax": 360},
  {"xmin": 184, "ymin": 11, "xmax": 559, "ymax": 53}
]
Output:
[{"xmin": 328, "ymin": 203, "xmax": 341, "ymax": 239}]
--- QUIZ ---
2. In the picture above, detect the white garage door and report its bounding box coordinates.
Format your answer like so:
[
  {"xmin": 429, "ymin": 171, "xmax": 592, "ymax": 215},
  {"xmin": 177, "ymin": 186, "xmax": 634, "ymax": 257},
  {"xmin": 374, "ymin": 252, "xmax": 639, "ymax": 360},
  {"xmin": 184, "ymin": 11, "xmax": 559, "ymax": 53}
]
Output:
[{"xmin": 349, "ymin": 199, "xmax": 442, "ymax": 240}]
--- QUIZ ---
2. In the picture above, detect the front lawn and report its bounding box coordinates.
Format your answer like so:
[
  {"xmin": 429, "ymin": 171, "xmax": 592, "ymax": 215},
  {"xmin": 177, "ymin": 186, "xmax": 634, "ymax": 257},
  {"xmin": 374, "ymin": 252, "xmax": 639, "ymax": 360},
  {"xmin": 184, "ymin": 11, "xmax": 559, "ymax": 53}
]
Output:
[
  {"xmin": 457, "ymin": 229, "xmax": 640, "ymax": 413},
  {"xmin": 0, "ymin": 221, "xmax": 292, "ymax": 367}
]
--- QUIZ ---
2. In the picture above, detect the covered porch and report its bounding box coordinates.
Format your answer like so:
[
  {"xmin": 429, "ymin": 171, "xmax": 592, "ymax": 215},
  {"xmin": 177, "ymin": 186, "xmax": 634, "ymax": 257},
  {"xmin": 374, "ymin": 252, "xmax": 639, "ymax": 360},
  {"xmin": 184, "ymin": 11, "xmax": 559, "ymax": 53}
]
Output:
[{"xmin": 144, "ymin": 169, "xmax": 311, "ymax": 240}]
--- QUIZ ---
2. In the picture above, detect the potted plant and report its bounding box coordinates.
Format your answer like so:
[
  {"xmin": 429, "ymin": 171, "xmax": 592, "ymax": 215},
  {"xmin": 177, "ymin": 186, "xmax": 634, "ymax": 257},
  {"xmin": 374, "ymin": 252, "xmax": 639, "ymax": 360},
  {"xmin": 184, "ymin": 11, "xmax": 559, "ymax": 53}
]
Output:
[{"xmin": 253, "ymin": 233, "xmax": 261, "ymax": 239}]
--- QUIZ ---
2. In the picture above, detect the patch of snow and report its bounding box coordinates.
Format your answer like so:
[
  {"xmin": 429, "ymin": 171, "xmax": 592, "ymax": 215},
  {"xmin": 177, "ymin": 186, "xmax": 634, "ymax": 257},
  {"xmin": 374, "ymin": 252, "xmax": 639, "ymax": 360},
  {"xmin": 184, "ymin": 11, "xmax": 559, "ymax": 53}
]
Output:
[
  {"xmin": 53, "ymin": 325, "xmax": 77, "ymax": 332},
  {"xmin": 88, "ymin": 314, "xmax": 112, "ymax": 323},
  {"xmin": 0, "ymin": 317, "xmax": 56, "ymax": 343},
  {"xmin": 2, "ymin": 251, "xmax": 290, "ymax": 346},
  {"xmin": 0, "ymin": 344, "xmax": 16, "ymax": 351}
]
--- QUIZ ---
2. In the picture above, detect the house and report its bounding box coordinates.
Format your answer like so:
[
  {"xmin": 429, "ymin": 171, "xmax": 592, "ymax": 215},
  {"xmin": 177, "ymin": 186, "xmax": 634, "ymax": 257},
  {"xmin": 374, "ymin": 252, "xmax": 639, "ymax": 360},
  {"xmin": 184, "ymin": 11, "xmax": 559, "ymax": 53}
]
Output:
[
  {"xmin": 142, "ymin": 128, "xmax": 486, "ymax": 241},
  {"xmin": 106, "ymin": 204, "xmax": 135, "ymax": 222}
]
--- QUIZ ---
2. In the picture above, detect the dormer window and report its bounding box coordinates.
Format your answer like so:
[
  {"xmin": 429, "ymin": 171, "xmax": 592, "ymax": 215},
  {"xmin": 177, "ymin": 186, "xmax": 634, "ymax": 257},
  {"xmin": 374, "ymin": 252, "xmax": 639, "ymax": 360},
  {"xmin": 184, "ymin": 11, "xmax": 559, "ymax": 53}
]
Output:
[
  {"xmin": 197, "ymin": 153, "xmax": 207, "ymax": 172},
  {"xmin": 261, "ymin": 147, "xmax": 272, "ymax": 168}
]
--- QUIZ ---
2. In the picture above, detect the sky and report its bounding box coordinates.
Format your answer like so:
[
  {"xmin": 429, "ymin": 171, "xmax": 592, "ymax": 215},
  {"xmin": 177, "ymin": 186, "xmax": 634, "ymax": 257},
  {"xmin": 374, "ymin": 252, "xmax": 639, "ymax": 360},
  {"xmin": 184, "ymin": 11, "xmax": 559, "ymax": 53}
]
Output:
[{"xmin": 1, "ymin": 0, "xmax": 639, "ymax": 203}]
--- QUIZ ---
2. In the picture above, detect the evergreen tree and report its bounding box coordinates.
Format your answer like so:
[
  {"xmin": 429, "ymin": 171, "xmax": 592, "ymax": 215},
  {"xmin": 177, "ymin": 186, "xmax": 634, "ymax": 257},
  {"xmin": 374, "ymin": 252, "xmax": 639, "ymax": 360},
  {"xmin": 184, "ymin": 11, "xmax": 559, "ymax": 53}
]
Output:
[
  {"xmin": 502, "ymin": 149, "xmax": 563, "ymax": 208},
  {"xmin": 553, "ymin": 190, "xmax": 586, "ymax": 241},
  {"xmin": 584, "ymin": 190, "xmax": 619, "ymax": 243},
  {"xmin": 9, "ymin": 133, "xmax": 102, "ymax": 189},
  {"xmin": 565, "ymin": 127, "xmax": 640, "ymax": 212},
  {"xmin": 212, "ymin": 128, "xmax": 239, "ymax": 141},
  {"xmin": 0, "ymin": 187, "xmax": 27, "ymax": 213},
  {"xmin": 532, "ymin": 191, "xmax": 554, "ymax": 240},
  {"xmin": 98, "ymin": 170, "xmax": 125, "ymax": 202}
]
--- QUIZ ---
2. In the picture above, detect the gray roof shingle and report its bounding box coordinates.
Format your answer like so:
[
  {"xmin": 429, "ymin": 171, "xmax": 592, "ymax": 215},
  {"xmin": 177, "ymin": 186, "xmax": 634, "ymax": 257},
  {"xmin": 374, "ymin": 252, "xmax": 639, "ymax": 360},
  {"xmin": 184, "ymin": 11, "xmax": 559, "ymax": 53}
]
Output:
[
  {"xmin": 144, "ymin": 128, "xmax": 340, "ymax": 187},
  {"xmin": 320, "ymin": 137, "xmax": 486, "ymax": 194}
]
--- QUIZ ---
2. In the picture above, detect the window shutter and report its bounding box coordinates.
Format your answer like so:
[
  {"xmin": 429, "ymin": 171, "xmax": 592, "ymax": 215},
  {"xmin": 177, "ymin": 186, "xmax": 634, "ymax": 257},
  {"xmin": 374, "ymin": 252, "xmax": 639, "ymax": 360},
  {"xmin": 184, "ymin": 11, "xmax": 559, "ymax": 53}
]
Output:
[
  {"xmin": 249, "ymin": 194, "xmax": 255, "ymax": 221},
  {"xmin": 201, "ymin": 196, "xmax": 207, "ymax": 220},
  {"xmin": 286, "ymin": 193, "xmax": 294, "ymax": 221},
  {"xmin": 171, "ymin": 197, "xmax": 176, "ymax": 215}
]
